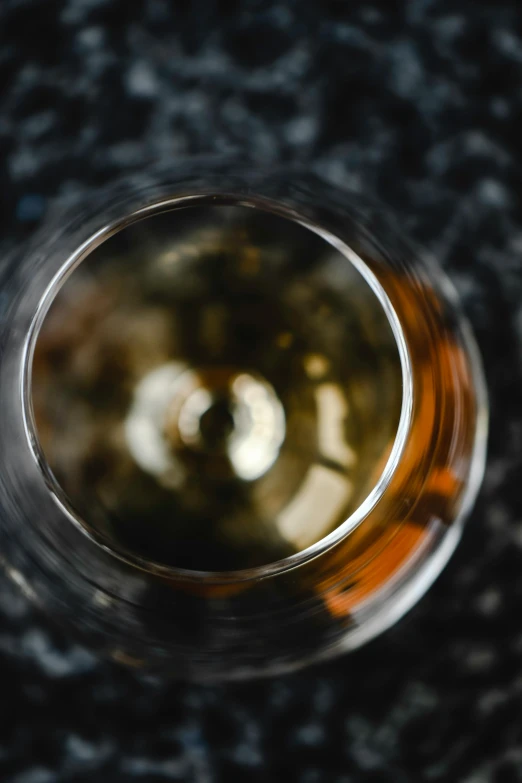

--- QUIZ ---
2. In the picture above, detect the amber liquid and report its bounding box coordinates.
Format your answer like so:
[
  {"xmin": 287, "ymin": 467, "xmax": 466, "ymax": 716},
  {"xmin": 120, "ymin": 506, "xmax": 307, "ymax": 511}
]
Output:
[{"xmin": 32, "ymin": 205, "xmax": 403, "ymax": 573}]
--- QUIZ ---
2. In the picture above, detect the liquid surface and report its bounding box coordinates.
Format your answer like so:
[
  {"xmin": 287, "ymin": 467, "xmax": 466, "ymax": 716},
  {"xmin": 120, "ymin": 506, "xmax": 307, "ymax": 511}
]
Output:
[{"xmin": 32, "ymin": 205, "xmax": 402, "ymax": 571}]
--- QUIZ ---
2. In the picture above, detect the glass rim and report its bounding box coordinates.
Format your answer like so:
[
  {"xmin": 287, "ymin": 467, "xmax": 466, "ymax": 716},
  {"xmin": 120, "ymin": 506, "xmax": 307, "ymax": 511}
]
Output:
[{"xmin": 20, "ymin": 191, "xmax": 414, "ymax": 584}]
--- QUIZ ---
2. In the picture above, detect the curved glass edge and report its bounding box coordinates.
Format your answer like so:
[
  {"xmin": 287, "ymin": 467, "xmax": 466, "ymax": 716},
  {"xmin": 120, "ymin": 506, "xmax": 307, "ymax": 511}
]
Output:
[{"xmin": 20, "ymin": 193, "xmax": 414, "ymax": 584}]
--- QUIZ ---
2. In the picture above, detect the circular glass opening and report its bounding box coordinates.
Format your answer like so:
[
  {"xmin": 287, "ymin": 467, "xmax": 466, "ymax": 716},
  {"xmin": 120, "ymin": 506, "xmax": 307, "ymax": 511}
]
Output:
[{"xmin": 30, "ymin": 201, "xmax": 404, "ymax": 572}]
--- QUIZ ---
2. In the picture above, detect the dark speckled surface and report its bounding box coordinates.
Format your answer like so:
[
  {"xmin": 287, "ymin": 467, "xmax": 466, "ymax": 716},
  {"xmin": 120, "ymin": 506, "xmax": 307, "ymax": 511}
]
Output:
[{"xmin": 1, "ymin": 0, "xmax": 522, "ymax": 781}]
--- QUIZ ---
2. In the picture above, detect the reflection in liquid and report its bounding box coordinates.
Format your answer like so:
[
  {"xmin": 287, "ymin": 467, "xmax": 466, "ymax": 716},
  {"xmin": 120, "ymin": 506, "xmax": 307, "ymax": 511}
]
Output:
[
  {"xmin": 125, "ymin": 364, "xmax": 286, "ymax": 484},
  {"xmin": 277, "ymin": 465, "xmax": 353, "ymax": 551},
  {"xmin": 315, "ymin": 384, "xmax": 356, "ymax": 469}
]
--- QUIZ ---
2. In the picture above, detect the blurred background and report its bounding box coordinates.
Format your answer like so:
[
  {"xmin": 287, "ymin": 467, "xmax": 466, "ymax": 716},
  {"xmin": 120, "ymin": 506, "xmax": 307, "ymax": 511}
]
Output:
[{"xmin": 1, "ymin": 0, "xmax": 522, "ymax": 781}]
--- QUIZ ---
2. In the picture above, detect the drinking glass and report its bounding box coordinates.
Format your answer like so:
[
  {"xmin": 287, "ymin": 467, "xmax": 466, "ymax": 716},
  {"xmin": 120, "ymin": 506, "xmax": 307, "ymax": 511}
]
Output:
[{"xmin": 0, "ymin": 162, "xmax": 487, "ymax": 680}]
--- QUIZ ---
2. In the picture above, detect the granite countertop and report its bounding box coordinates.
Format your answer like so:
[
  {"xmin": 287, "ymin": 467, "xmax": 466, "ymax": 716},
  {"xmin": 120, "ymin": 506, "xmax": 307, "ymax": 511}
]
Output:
[{"xmin": 1, "ymin": 1, "xmax": 522, "ymax": 781}]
